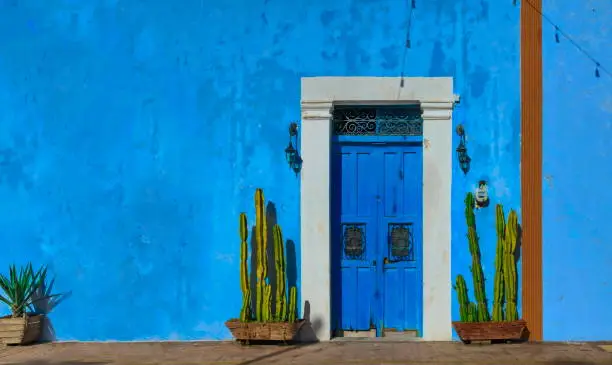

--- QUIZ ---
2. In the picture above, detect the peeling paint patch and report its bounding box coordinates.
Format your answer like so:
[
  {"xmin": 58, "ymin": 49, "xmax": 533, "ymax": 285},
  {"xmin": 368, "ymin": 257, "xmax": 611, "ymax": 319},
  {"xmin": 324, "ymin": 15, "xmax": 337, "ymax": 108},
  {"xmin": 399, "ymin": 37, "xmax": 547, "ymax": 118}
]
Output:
[
  {"xmin": 544, "ymin": 174, "xmax": 553, "ymax": 188},
  {"xmin": 215, "ymin": 253, "xmax": 234, "ymax": 264}
]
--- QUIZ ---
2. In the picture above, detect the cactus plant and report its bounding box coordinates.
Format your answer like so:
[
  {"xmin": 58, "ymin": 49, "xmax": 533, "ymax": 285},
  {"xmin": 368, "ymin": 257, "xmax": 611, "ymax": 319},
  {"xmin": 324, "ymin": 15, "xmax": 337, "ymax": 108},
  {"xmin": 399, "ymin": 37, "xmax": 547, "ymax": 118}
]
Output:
[
  {"xmin": 455, "ymin": 275, "xmax": 471, "ymax": 322},
  {"xmin": 492, "ymin": 204, "xmax": 506, "ymax": 322},
  {"xmin": 239, "ymin": 213, "xmax": 251, "ymax": 321},
  {"xmin": 254, "ymin": 189, "xmax": 268, "ymax": 322},
  {"xmin": 465, "ymin": 193, "xmax": 490, "ymax": 322},
  {"xmin": 504, "ymin": 209, "xmax": 519, "ymax": 321},
  {"xmin": 274, "ymin": 225, "xmax": 287, "ymax": 322},
  {"xmin": 454, "ymin": 193, "xmax": 522, "ymax": 326},
  {"xmin": 236, "ymin": 189, "xmax": 298, "ymax": 324},
  {"xmin": 287, "ymin": 286, "xmax": 297, "ymax": 323}
]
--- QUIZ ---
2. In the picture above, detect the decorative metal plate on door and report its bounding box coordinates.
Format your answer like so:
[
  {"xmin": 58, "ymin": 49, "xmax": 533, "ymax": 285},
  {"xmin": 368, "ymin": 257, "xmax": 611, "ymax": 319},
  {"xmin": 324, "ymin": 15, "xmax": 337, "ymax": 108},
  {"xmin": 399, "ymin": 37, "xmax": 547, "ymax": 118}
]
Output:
[
  {"xmin": 332, "ymin": 106, "xmax": 423, "ymax": 136},
  {"xmin": 342, "ymin": 223, "xmax": 366, "ymax": 260},
  {"xmin": 388, "ymin": 223, "xmax": 414, "ymax": 262}
]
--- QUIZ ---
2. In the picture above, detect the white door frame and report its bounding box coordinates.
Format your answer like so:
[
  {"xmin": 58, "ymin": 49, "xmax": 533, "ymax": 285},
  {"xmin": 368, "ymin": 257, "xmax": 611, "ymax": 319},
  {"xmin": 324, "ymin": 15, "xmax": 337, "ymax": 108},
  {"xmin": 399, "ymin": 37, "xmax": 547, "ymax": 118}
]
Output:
[{"xmin": 300, "ymin": 77, "xmax": 457, "ymax": 341}]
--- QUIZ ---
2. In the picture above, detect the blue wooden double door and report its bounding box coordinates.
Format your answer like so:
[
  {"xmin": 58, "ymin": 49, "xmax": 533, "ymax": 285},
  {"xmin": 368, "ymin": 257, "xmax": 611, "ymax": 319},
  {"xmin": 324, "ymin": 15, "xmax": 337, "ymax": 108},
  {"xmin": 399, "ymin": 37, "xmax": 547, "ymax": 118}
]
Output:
[{"xmin": 331, "ymin": 142, "xmax": 423, "ymax": 336}]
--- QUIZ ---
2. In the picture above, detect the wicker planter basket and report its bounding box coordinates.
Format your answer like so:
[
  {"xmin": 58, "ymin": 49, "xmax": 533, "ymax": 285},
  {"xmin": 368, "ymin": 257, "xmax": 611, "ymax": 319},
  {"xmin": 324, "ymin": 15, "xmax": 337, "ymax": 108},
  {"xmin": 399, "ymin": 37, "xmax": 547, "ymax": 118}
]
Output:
[
  {"xmin": 0, "ymin": 314, "xmax": 43, "ymax": 345},
  {"xmin": 225, "ymin": 319, "xmax": 305, "ymax": 342},
  {"xmin": 453, "ymin": 319, "xmax": 527, "ymax": 343}
]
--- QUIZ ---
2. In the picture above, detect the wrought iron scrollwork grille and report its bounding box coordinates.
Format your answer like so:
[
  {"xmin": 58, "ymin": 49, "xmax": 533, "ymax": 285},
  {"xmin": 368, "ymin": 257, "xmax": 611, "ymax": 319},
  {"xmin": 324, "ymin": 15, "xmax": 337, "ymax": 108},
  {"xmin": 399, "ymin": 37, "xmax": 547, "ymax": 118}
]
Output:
[
  {"xmin": 342, "ymin": 223, "xmax": 366, "ymax": 260},
  {"xmin": 332, "ymin": 106, "xmax": 423, "ymax": 136},
  {"xmin": 388, "ymin": 223, "xmax": 414, "ymax": 262}
]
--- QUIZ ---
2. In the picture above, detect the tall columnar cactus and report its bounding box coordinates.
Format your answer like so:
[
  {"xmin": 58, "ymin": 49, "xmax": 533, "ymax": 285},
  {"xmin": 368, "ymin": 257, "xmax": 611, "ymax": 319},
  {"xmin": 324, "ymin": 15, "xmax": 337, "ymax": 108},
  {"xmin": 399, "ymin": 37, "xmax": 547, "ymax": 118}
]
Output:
[
  {"xmin": 254, "ymin": 189, "xmax": 268, "ymax": 322},
  {"xmin": 465, "ymin": 193, "xmax": 490, "ymax": 322},
  {"xmin": 492, "ymin": 204, "xmax": 506, "ymax": 322},
  {"xmin": 237, "ymin": 189, "xmax": 299, "ymax": 324},
  {"xmin": 274, "ymin": 225, "xmax": 287, "ymax": 322},
  {"xmin": 240, "ymin": 289, "xmax": 251, "ymax": 322},
  {"xmin": 262, "ymin": 284, "xmax": 273, "ymax": 322},
  {"xmin": 504, "ymin": 209, "xmax": 519, "ymax": 321},
  {"xmin": 287, "ymin": 286, "xmax": 297, "ymax": 323},
  {"xmin": 239, "ymin": 213, "xmax": 251, "ymax": 321},
  {"xmin": 455, "ymin": 275, "xmax": 471, "ymax": 322}
]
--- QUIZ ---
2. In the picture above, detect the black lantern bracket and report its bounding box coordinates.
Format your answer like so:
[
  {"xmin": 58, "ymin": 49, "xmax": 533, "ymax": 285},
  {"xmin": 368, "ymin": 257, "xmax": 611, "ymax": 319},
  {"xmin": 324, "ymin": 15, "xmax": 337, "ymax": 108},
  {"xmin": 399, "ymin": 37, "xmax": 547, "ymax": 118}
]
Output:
[
  {"xmin": 455, "ymin": 124, "xmax": 471, "ymax": 175},
  {"xmin": 284, "ymin": 122, "xmax": 302, "ymax": 176}
]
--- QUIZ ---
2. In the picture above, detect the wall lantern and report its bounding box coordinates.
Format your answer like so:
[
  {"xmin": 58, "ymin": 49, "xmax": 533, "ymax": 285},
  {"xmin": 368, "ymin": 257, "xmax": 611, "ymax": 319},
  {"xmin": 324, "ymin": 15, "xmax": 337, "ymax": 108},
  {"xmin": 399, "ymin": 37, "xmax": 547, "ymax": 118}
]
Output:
[
  {"xmin": 474, "ymin": 180, "xmax": 489, "ymax": 209},
  {"xmin": 284, "ymin": 122, "xmax": 302, "ymax": 176},
  {"xmin": 455, "ymin": 124, "xmax": 471, "ymax": 175}
]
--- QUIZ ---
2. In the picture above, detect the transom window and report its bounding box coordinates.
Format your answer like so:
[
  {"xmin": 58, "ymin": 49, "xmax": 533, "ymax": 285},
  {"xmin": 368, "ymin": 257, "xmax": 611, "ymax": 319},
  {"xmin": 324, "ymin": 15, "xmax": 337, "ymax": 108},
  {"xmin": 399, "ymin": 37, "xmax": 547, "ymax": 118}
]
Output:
[{"xmin": 332, "ymin": 106, "xmax": 423, "ymax": 136}]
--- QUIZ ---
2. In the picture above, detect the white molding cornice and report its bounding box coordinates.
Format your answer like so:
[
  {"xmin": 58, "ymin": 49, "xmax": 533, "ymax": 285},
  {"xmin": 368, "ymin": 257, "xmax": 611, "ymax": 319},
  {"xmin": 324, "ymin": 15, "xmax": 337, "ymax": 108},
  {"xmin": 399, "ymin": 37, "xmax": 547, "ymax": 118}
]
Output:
[
  {"xmin": 301, "ymin": 77, "xmax": 456, "ymax": 122},
  {"xmin": 301, "ymin": 101, "xmax": 333, "ymax": 120},
  {"xmin": 301, "ymin": 100, "xmax": 454, "ymax": 121},
  {"xmin": 421, "ymin": 101, "xmax": 454, "ymax": 121}
]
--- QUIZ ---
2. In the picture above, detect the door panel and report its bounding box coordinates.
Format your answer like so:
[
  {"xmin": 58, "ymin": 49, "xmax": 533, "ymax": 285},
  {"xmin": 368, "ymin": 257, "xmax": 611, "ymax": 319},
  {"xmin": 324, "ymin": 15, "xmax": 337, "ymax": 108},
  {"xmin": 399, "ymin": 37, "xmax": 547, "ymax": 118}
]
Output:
[
  {"xmin": 381, "ymin": 147, "xmax": 422, "ymax": 333},
  {"xmin": 336, "ymin": 146, "xmax": 378, "ymax": 331}
]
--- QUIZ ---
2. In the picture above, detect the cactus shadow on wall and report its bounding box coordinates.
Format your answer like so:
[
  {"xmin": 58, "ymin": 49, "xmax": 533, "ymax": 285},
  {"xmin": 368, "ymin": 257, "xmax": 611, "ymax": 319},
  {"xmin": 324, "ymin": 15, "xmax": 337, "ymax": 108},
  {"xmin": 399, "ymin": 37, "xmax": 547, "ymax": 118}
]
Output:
[
  {"xmin": 285, "ymin": 240, "xmax": 297, "ymax": 297},
  {"xmin": 266, "ymin": 202, "xmax": 279, "ymax": 309},
  {"xmin": 516, "ymin": 223, "xmax": 523, "ymax": 264},
  {"xmin": 515, "ymin": 223, "xmax": 523, "ymax": 302}
]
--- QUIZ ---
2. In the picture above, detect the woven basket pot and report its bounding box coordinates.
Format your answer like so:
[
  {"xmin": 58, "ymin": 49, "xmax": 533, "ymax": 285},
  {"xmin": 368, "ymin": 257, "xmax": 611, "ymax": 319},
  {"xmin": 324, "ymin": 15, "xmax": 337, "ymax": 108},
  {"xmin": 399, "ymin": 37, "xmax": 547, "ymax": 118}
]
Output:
[
  {"xmin": 453, "ymin": 319, "xmax": 527, "ymax": 343},
  {"xmin": 0, "ymin": 314, "xmax": 43, "ymax": 345},
  {"xmin": 225, "ymin": 319, "xmax": 305, "ymax": 342}
]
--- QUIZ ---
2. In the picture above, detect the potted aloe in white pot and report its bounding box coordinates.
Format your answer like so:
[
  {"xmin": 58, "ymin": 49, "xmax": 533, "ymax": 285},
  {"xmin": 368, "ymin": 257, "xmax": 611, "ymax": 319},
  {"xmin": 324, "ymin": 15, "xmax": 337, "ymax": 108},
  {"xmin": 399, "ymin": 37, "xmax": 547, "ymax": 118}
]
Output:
[{"xmin": 0, "ymin": 264, "xmax": 58, "ymax": 345}]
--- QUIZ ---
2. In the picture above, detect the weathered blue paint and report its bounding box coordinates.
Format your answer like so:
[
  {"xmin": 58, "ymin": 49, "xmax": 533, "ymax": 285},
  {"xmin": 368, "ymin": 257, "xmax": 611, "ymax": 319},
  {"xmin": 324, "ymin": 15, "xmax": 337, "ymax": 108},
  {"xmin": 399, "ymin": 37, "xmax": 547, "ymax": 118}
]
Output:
[
  {"xmin": 0, "ymin": 0, "xmax": 521, "ymax": 340},
  {"xmin": 331, "ymin": 131, "xmax": 423, "ymax": 336},
  {"xmin": 542, "ymin": 1, "xmax": 612, "ymax": 341}
]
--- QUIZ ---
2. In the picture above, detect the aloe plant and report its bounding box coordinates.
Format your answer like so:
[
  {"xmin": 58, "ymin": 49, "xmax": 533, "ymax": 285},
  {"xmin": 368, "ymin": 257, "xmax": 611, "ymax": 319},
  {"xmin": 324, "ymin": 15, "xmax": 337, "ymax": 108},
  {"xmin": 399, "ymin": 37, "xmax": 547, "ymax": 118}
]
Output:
[{"xmin": 0, "ymin": 264, "xmax": 57, "ymax": 317}]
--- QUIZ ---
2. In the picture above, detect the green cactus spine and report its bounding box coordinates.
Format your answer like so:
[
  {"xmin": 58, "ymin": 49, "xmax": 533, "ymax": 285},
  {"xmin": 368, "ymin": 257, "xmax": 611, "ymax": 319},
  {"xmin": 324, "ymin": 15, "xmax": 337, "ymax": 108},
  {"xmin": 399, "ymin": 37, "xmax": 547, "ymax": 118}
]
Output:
[
  {"xmin": 287, "ymin": 286, "xmax": 297, "ymax": 323},
  {"xmin": 492, "ymin": 204, "xmax": 506, "ymax": 322},
  {"xmin": 504, "ymin": 209, "xmax": 519, "ymax": 321},
  {"xmin": 273, "ymin": 225, "xmax": 287, "ymax": 322},
  {"xmin": 454, "ymin": 275, "xmax": 471, "ymax": 322},
  {"xmin": 465, "ymin": 193, "xmax": 490, "ymax": 322},
  {"xmin": 254, "ymin": 189, "xmax": 268, "ymax": 322},
  {"xmin": 239, "ymin": 213, "xmax": 251, "ymax": 321}
]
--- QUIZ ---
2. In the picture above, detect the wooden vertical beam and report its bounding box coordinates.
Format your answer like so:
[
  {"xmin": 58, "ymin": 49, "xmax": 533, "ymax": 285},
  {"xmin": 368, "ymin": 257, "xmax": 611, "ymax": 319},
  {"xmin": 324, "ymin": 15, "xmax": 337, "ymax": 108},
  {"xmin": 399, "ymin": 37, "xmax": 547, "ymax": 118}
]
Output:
[{"xmin": 521, "ymin": 0, "xmax": 544, "ymax": 341}]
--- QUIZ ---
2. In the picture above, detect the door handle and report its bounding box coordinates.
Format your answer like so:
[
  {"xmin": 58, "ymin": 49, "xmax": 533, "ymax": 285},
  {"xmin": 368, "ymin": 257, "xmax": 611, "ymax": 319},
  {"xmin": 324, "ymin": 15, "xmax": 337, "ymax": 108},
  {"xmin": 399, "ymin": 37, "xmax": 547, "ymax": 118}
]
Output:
[
  {"xmin": 373, "ymin": 259, "xmax": 376, "ymax": 266},
  {"xmin": 383, "ymin": 257, "xmax": 390, "ymax": 265}
]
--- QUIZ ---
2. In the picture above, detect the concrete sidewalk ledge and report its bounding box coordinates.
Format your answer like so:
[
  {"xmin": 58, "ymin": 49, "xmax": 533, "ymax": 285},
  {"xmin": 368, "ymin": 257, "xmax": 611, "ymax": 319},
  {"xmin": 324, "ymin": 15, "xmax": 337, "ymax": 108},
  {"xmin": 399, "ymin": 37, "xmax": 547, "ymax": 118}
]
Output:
[{"xmin": 0, "ymin": 341, "xmax": 611, "ymax": 365}]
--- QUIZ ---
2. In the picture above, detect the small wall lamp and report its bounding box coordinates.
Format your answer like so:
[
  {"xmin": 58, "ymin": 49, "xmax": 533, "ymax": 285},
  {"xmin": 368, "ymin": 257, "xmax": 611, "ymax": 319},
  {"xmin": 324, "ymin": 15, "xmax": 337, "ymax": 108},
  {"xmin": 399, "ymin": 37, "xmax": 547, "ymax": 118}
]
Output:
[
  {"xmin": 474, "ymin": 180, "xmax": 489, "ymax": 209},
  {"xmin": 455, "ymin": 124, "xmax": 471, "ymax": 175},
  {"xmin": 284, "ymin": 122, "xmax": 302, "ymax": 176}
]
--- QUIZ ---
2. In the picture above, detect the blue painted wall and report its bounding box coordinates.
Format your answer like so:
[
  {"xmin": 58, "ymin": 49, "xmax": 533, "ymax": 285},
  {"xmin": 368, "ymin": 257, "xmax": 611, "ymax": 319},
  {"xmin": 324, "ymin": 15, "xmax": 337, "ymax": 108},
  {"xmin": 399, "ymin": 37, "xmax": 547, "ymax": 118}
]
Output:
[
  {"xmin": 0, "ymin": 0, "xmax": 521, "ymax": 340},
  {"xmin": 542, "ymin": 1, "xmax": 612, "ymax": 341}
]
